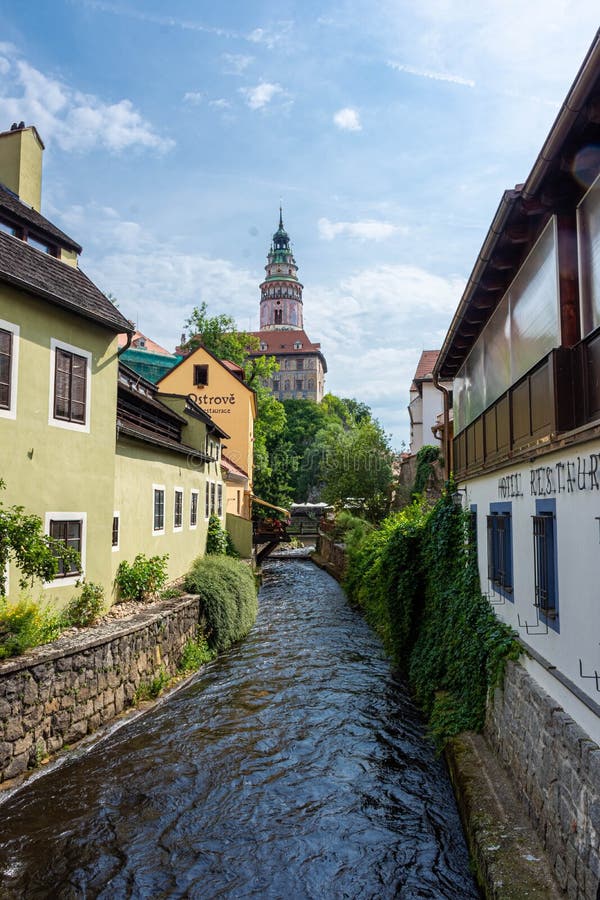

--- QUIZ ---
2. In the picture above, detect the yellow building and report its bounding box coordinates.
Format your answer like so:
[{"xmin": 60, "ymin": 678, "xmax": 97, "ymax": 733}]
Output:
[{"xmin": 157, "ymin": 345, "xmax": 257, "ymax": 497}]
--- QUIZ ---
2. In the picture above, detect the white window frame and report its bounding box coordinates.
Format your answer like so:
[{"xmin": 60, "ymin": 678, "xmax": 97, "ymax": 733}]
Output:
[
  {"xmin": 210, "ymin": 481, "xmax": 216, "ymax": 516},
  {"xmin": 173, "ymin": 487, "xmax": 184, "ymax": 532},
  {"xmin": 205, "ymin": 481, "xmax": 210, "ymax": 519},
  {"xmin": 152, "ymin": 483, "xmax": 166, "ymax": 536},
  {"xmin": 44, "ymin": 511, "xmax": 87, "ymax": 589},
  {"xmin": 48, "ymin": 338, "xmax": 92, "ymax": 433},
  {"xmin": 112, "ymin": 511, "xmax": 120, "ymax": 552},
  {"xmin": 0, "ymin": 318, "xmax": 19, "ymax": 420},
  {"xmin": 217, "ymin": 482, "xmax": 223, "ymax": 517},
  {"xmin": 190, "ymin": 489, "xmax": 199, "ymax": 529}
]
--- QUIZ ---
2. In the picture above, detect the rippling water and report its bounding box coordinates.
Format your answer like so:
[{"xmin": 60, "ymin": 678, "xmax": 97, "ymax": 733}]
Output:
[{"xmin": 0, "ymin": 560, "xmax": 477, "ymax": 899}]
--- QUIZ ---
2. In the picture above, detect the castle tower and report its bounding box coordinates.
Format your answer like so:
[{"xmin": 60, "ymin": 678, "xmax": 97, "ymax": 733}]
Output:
[
  {"xmin": 250, "ymin": 209, "xmax": 327, "ymax": 403},
  {"xmin": 259, "ymin": 208, "xmax": 304, "ymax": 331}
]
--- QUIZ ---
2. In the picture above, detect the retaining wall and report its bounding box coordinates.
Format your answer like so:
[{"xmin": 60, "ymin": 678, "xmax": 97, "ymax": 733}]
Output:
[
  {"xmin": 0, "ymin": 594, "xmax": 202, "ymax": 783},
  {"xmin": 485, "ymin": 660, "xmax": 600, "ymax": 899}
]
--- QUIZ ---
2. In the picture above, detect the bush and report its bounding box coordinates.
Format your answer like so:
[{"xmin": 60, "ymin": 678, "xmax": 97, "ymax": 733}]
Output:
[
  {"xmin": 115, "ymin": 554, "xmax": 169, "ymax": 601},
  {"xmin": 0, "ymin": 596, "xmax": 64, "ymax": 659},
  {"xmin": 206, "ymin": 514, "xmax": 228, "ymax": 555},
  {"xmin": 63, "ymin": 581, "xmax": 105, "ymax": 627},
  {"xmin": 184, "ymin": 556, "xmax": 258, "ymax": 652},
  {"xmin": 178, "ymin": 630, "xmax": 215, "ymax": 673},
  {"xmin": 334, "ymin": 510, "xmax": 374, "ymax": 550}
]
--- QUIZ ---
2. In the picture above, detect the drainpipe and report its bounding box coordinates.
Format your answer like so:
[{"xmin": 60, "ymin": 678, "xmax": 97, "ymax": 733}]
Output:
[
  {"xmin": 117, "ymin": 330, "xmax": 134, "ymax": 356},
  {"xmin": 433, "ymin": 372, "xmax": 452, "ymax": 479}
]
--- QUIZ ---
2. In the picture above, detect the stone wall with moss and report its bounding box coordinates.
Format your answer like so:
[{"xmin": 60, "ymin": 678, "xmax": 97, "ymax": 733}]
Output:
[{"xmin": 0, "ymin": 594, "xmax": 202, "ymax": 783}]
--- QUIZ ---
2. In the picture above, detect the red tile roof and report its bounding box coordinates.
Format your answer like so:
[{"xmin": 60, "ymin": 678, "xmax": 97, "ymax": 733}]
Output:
[
  {"xmin": 249, "ymin": 329, "xmax": 322, "ymax": 354},
  {"xmin": 413, "ymin": 350, "xmax": 440, "ymax": 382},
  {"xmin": 117, "ymin": 330, "xmax": 173, "ymax": 355},
  {"xmin": 221, "ymin": 454, "xmax": 248, "ymax": 479}
]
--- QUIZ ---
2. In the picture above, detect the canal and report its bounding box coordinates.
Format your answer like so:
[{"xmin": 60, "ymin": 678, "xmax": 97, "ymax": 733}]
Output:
[{"xmin": 0, "ymin": 560, "xmax": 478, "ymax": 899}]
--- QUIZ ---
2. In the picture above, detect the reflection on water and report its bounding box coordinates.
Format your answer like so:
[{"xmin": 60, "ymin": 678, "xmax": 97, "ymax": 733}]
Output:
[{"xmin": 0, "ymin": 560, "xmax": 477, "ymax": 899}]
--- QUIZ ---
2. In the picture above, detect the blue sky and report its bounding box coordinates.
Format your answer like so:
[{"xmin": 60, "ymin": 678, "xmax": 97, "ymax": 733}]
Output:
[{"xmin": 1, "ymin": 2, "xmax": 599, "ymax": 448}]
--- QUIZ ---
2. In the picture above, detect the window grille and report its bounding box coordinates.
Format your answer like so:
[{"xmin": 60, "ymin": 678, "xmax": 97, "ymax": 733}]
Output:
[
  {"xmin": 486, "ymin": 512, "xmax": 513, "ymax": 592},
  {"xmin": 153, "ymin": 489, "xmax": 165, "ymax": 532},
  {"xmin": 49, "ymin": 519, "xmax": 82, "ymax": 576},
  {"xmin": 533, "ymin": 512, "xmax": 557, "ymax": 616},
  {"xmin": 54, "ymin": 348, "xmax": 87, "ymax": 423},
  {"xmin": 0, "ymin": 328, "xmax": 12, "ymax": 409}
]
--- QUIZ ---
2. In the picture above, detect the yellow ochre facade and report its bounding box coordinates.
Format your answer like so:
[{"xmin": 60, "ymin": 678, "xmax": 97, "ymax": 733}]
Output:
[{"xmin": 157, "ymin": 346, "xmax": 257, "ymax": 488}]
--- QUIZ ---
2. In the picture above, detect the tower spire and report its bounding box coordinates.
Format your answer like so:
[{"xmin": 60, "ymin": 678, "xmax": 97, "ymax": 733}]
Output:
[{"xmin": 259, "ymin": 209, "xmax": 304, "ymax": 331}]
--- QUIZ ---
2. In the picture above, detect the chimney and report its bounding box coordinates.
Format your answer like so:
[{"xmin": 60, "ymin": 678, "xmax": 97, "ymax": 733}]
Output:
[{"xmin": 0, "ymin": 123, "xmax": 44, "ymax": 211}]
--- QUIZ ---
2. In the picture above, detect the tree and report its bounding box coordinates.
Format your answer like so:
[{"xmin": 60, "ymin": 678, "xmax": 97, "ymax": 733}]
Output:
[
  {"xmin": 320, "ymin": 420, "xmax": 394, "ymax": 522},
  {"xmin": 183, "ymin": 302, "xmax": 279, "ymax": 386},
  {"xmin": 0, "ymin": 480, "xmax": 79, "ymax": 596}
]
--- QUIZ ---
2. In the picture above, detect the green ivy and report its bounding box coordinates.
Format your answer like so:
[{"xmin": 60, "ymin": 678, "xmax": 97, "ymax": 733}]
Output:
[
  {"xmin": 343, "ymin": 487, "xmax": 519, "ymax": 747},
  {"xmin": 412, "ymin": 444, "xmax": 441, "ymax": 496}
]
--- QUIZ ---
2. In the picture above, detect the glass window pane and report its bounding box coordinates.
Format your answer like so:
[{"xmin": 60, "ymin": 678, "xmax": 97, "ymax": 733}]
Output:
[{"xmin": 510, "ymin": 221, "xmax": 559, "ymax": 382}]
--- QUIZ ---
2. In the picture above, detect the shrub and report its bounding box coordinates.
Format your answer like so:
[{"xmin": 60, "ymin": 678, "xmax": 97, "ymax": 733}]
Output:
[
  {"xmin": 0, "ymin": 596, "xmax": 64, "ymax": 659},
  {"xmin": 178, "ymin": 630, "xmax": 215, "ymax": 673},
  {"xmin": 184, "ymin": 556, "xmax": 258, "ymax": 652},
  {"xmin": 334, "ymin": 510, "xmax": 374, "ymax": 550},
  {"xmin": 134, "ymin": 667, "xmax": 169, "ymax": 703},
  {"xmin": 206, "ymin": 514, "xmax": 228, "ymax": 555},
  {"xmin": 412, "ymin": 445, "xmax": 441, "ymax": 496},
  {"xmin": 63, "ymin": 581, "xmax": 105, "ymax": 627},
  {"xmin": 115, "ymin": 554, "xmax": 169, "ymax": 601}
]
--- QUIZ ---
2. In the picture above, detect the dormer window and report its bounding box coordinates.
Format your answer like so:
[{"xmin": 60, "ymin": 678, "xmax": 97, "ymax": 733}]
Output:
[
  {"xmin": 135, "ymin": 338, "xmax": 146, "ymax": 349},
  {"xmin": 260, "ymin": 341, "xmax": 267, "ymax": 351},
  {"xmin": 294, "ymin": 341, "xmax": 302, "ymax": 350}
]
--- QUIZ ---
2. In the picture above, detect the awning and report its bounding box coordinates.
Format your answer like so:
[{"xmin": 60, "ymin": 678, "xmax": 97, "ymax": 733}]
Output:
[{"xmin": 251, "ymin": 495, "xmax": 290, "ymax": 516}]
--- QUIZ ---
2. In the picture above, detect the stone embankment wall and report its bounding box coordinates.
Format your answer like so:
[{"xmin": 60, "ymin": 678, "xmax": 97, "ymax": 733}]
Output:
[
  {"xmin": 314, "ymin": 533, "xmax": 346, "ymax": 579},
  {"xmin": 0, "ymin": 595, "xmax": 202, "ymax": 783},
  {"xmin": 485, "ymin": 661, "xmax": 600, "ymax": 899}
]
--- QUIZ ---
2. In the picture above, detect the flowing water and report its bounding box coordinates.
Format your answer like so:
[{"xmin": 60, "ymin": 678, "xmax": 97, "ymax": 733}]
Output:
[{"xmin": 0, "ymin": 560, "xmax": 478, "ymax": 899}]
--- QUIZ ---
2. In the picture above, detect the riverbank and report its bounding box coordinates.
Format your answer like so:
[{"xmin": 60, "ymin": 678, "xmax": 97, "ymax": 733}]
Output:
[{"xmin": 313, "ymin": 536, "xmax": 565, "ymax": 899}]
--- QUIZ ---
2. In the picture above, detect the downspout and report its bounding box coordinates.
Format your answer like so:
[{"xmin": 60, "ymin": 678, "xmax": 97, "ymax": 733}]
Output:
[
  {"xmin": 117, "ymin": 330, "xmax": 133, "ymax": 356},
  {"xmin": 433, "ymin": 372, "xmax": 452, "ymax": 479}
]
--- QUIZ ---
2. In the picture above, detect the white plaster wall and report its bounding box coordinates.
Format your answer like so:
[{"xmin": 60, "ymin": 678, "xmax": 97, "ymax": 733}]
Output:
[
  {"xmin": 463, "ymin": 439, "xmax": 600, "ymax": 727},
  {"xmin": 421, "ymin": 382, "xmax": 443, "ymax": 447}
]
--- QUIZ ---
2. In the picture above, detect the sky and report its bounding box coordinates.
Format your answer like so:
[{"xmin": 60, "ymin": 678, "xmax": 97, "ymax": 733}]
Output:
[{"xmin": 1, "ymin": 2, "xmax": 599, "ymax": 449}]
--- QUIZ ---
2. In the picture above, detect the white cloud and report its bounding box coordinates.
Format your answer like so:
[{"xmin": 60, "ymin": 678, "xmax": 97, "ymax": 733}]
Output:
[
  {"xmin": 0, "ymin": 57, "xmax": 10, "ymax": 76},
  {"xmin": 387, "ymin": 61, "xmax": 475, "ymax": 88},
  {"xmin": 333, "ymin": 108, "xmax": 361, "ymax": 132},
  {"xmin": 183, "ymin": 91, "xmax": 205, "ymax": 105},
  {"xmin": 240, "ymin": 81, "xmax": 284, "ymax": 110},
  {"xmin": 209, "ymin": 99, "xmax": 231, "ymax": 109},
  {"xmin": 222, "ymin": 53, "xmax": 253, "ymax": 75},
  {"xmin": 0, "ymin": 54, "xmax": 173, "ymax": 154},
  {"xmin": 318, "ymin": 217, "xmax": 405, "ymax": 242},
  {"xmin": 246, "ymin": 23, "xmax": 293, "ymax": 49}
]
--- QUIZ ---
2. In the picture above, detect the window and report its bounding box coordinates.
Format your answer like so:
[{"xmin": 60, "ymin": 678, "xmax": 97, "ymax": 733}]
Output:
[
  {"xmin": 296, "ymin": 359, "xmax": 303, "ymax": 369},
  {"xmin": 190, "ymin": 490, "xmax": 199, "ymax": 527},
  {"xmin": 274, "ymin": 309, "xmax": 283, "ymax": 324},
  {"xmin": 486, "ymin": 502, "xmax": 513, "ymax": 597},
  {"xmin": 578, "ymin": 171, "xmax": 600, "ymax": 336},
  {"xmin": 260, "ymin": 342, "xmax": 267, "ymax": 351},
  {"xmin": 217, "ymin": 483, "xmax": 223, "ymax": 516},
  {"xmin": 205, "ymin": 483, "xmax": 210, "ymax": 518},
  {"xmin": 47, "ymin": 516, "xmax": 84, "ymax": 583},
  {"xmin": 295, "ymin": 379, "xmax": 303, "ymax": 391},
  {"xmin": 193, "ymin": 364, "xmax": 208, "ymax": 387},
  {"xmin": 210, "ymin": 482, "xmax": 216, "ymax": 515},
  {"xmin": 294, "ymin": 341, "xmax": 302, "ymax": 350},
  {"xmin": 532, "ymin": 499, "xmax": 559, "ymax": 625},
  {"xmin": 174, "ymin": 488, "xmax": 183, "ymax": 530},
  {"xmin": 236, "ymin": 490, "xmax": 241, "ymax": 515},
  {"xmin": 112, "ymin": 513, "xmax": 120, "ymax": 551},
  {"xmin": 0, "ymin": 320, "xmax": 18, "ymax": 418},
  {"xmin": 307, "ymin": 379, "xmax": 314, "ymax": 391},
  {"xmin": 284, "ymin": 380, "xmax": 290, "ymax": 391},
  {"xmin": 0, "ymin": 327, "xmax": 12, "ymax": 410},
  {"xmin": 50, "ymin": 340, "xmax": 91, "ymax": 431},
  {"xmin": 273, "ymin": 380, "xmax": 280, "ymax": 391},
  {"xmin": 153, "ymin": 486, "xmax": 165, "ymax": 534}
]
